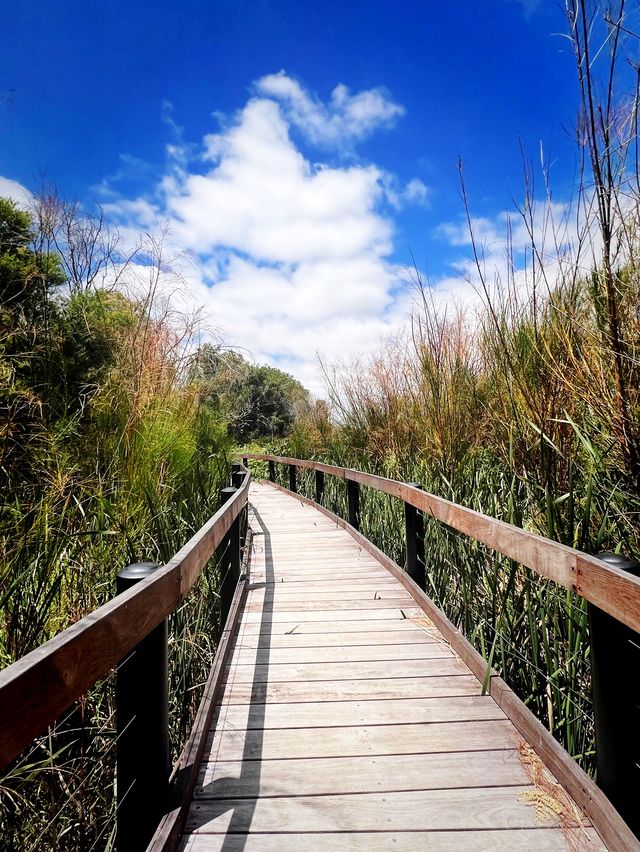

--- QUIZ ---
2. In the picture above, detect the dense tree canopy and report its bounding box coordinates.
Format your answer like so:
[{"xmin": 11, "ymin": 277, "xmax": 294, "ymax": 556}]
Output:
[{"xmin": 194, "ymin": 343, "xmax": 309, "ymax": 442}]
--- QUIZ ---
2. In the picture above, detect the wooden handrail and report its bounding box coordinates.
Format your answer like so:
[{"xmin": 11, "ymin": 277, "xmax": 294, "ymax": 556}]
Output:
[
  {"xmin": 244, "ymin": 454, "xmax": 640, "ymax": 634},
  {"xmin": 0, "ymin": 470, "xmax": 251, "ymax": 770}
]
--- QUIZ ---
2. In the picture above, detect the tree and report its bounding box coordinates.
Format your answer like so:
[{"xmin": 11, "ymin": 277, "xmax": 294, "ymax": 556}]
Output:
[{"xmin": 193, "ymin": 345, "xmax": 309, "ymax": 442}]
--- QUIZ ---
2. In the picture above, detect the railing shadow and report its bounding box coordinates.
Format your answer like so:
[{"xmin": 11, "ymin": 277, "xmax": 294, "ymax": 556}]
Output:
[{"xmin": 190, "ymin": 502, "xmax": 275, "ymax": 848}]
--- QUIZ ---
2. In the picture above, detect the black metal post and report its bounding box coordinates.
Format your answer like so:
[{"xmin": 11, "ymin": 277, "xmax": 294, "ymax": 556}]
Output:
[
  {"xmin": 219, "ymin": 486, "xmax": 240, "ymax": 628},
  {"xmin": 405, "ymin": 483, "xmax": 426, "ymax": 590},
  {"xmin": 116, "ymin": 562, "xmax": 169, "ymax": 852},
  {"xmin": 347, "ymin": 479, "xmax": 360, "ymax": 531},
  {"xmin": 242, "ymin": 456, "xmax": 248, "ymax": 468},
  {"xmin": 315, "ymin": 469, "xmax": 325, "ymax": 504},
  {"xmin": 231, "ymin": 468, "xmax": 244, "ymax": 489},
  {"xmin": 268, "ymin": 460, "xmax": 275, "ymax": 482},
  {"xmin": 289, "ymin": 463, "xmax": 297, "ymax": 493},
  {"xmin": 589, "ymin": 551, "xmax": 640, "ymax": 836},
  {"xmin": 230, "ymin": 461, "xmax": 242, "ymax": 485}
]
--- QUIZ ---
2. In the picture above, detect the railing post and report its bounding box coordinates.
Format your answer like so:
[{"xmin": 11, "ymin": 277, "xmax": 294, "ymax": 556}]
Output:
[
  {"xmin": 231, "ymin": 468, "xmax": 244, "ymax": 489},
  {"xmin": 405, "ymin": 483, "xmax": 426, "ymax": 590},
  {"xmin": 116, "ymin": 562, "xmax": 169, "ymax": 852},
  {"xmin": 289, "ymin": 463, "xmax": 297, "ymax": 493},
  {"xmin": 347, "ymin": 479, "xmax": 360, "ymax": 531},
  {"xmin": 268, "ymin": 460, "xmax": 275, "ymax": 482},
  {"xmin": 242, "ymin": 456, "xmax": 248, "ymax": 468},
  {"xmin": 219, "ymin": 486, "xmax": 240, "ymax": 628},
  {"xmin": 589, "ymin": 551, "xmax": 640, "ymax": 836},
  {"xmin": 230, "ymin": 461, "xmax": 242, "ymax": 485},
  {"xmin": 315, "ymin": 469, "xmax": 325, "ymax": 504}
]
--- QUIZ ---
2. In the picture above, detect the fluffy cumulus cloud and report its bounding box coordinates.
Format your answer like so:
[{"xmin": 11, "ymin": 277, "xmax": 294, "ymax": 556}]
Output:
[
  {"xmin": 102, "ymin": 73, "xmax": 421, "ymax": 393},
  {"xmin": 255, "ymin": 71, "xmax": 405, "ymax": 147},
  {"xmin": 0, "ymin": 176, "xmax": 33, "ymax": 207}
]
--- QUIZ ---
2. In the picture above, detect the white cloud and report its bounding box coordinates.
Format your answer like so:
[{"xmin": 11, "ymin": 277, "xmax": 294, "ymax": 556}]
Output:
[
  {"xmin": 103, "ymin": 75, "xmax": 418, "ymax": 394},
  {"xmin": 255, "ymin": 71, "xmax": 405, "ymax": 147},
  {"xmin": 0, "ymin": 176, "xmax": 33, "ymax": 207}
]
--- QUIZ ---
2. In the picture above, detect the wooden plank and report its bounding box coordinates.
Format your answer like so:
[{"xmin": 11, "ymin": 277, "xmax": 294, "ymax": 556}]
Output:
[
  {"xmin": 185, "ymin": 787, "xmax": 577, "ymax": 833},
  {"xmin": 251, "ymin": 578, "xmax": 400, "ymax": 589},
  {"xmin": 247, "ymin": 588, "xmax": 405, "ymax": 601},
  {"xmin": 213, "ymin": 695, "xmax": 504, "ymax": 730},
  {"xmin": 244, "ymin": 598, "xmax": 415, "ymax": 612},
  {"xmin": 239, "ymin": 607, "xmax": 424, "ymax": 623},
  {"xmin": 233, "ymin": 617, "xmax": 432, "ymax": 635},
  {"xmin": 230, "ymin": 643, "xmax": 450, "ymax": 665},
  {"xmin": 181, "ymin": 828, "xmax": 606, "ymax": 851},
  {"xmin": 196, "ymin": 750, "xmax": 531, "ymax": 797},
  {"xmin": 205, "ymin": 719, "xmax": 522, "ymax": 761},
  {"xmin": 233, "ymin": 628, "xmax": 439, "ymax": 648},
  {"xmin": 220, "ymin": 675, "xmax": 482, "ymax": 704},
  {"xmin": 223, "ymin": 657, "xmax": 463, "ymax": 683}
]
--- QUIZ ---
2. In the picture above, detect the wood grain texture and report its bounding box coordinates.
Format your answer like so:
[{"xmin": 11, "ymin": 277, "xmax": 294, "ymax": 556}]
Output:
[
  {"xmin": 185, "ymin": 787, "xmax": 583, "ymax": 833},
  {"xmin": 195, "ymin": 750, "xmax": 531, "ymax": 797},
  {"xmin": 212, "ymin": 695, "xmax": 504, "ymax": 729},
  {"xmin": 180, "ymin": 828, "xmax": 606, "ymax": 851},
  {"xmin": 219, "ymin": 674, "xmax": 482, "ymax": 704}
]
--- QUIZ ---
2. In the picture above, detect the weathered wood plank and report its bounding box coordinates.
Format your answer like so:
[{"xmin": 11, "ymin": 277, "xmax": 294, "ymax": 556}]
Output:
[
  {"xmin": 243, "ymin": 597, "xmax": 414, "ymax": 612},
  {"xmin": 185, "ymin": 787, "xmax": 578, "ymax": 833},
  {"xmin": 233, "ymin": 617, "xmax": 433, "ymax": 634},
  {"xmin": 231, "ymin": 643, "xmax": 449, "ymax": 664},
  {"xmin": 219, "ymin": 674, "xmax": 482, "ymax": 704},
  {"xmin": 180, "ymin": 828, "xmax": 605, "ymax": 851},
  {"xmin": 213, "ymin": 695, "xmax": 504, "ymax": 730},
  {"xmin": 205, "ymin": 719, "xmax": 523, "ymax": 761},
  {"xmin": 223, "ymin": 656, "xmax": 464, "ymax": 683},
  {"xmin": 196, "ymin": 749, "xmax": 531, "ymax": 797},
  {"xmin": 239, "ymin": 607, "xmax": 424, "ymax": 623},
  {"xmin": 233, "ymin": 628, "xmax": 439, "ymax": 649},
  {"xmin": 247, "ymin": 587, "xmax": 406, "ymax": 601}
]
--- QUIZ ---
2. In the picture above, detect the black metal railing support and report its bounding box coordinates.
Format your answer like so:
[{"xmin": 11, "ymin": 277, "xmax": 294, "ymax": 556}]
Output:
[
  {"xmin": 116, "ymin": 562, "xmax": 169, "ymax": 852},
  {"xmin": 268, "ymin": 460, "xmax": 276, "ymax": 482},
  {"xmin": 589, "ymin": 551, "xmax": 640, "ymax": 837},
  {"xmin": 219, "ymin": 486, "xmax": 241, "ymax": 627},
  {"xmin": 405, "ymin": 483, "xmax": 426, "ymax": 590},
  {"xmin": 315, "ymin": 469, "xmax": 325, "ymax": 505},
  {"xmin": 289, "ymin": 463, "xmax": 297, "ymax": 493},
  {"xmin": 347, "ymin": 479, "xmax": 360, "ymax": 531}
]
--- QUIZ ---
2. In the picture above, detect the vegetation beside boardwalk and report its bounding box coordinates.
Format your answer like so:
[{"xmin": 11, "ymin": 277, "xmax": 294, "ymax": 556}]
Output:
[
  {"xmin": 270, "ymin": 0, "xmax": 640, "ymax": 780},
  {"xmin": 0, "ymin": 195, "xmax": 306, "ymax": 849}
]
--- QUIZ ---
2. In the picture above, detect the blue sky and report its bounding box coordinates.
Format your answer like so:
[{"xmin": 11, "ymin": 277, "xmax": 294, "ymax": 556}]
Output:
[{"xmin": 0, "ymin": 0, "xmax": 583, "ymax": 390}]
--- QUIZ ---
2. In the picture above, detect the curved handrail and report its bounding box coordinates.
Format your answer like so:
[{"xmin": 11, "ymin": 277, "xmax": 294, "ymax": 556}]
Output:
[
  {"xmin": 0, "ymin": 469, "xmax": 251, "ymax": 770},
  {"xmin": 244, "ymin": 454, "xmax": 640, "ymax": 634}
]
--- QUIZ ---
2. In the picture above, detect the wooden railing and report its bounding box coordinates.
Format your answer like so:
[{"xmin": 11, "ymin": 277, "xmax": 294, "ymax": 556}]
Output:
[
  {"xmin": 244, "ymin": 454, "xmax": 640, "ymax": 631},
  {"xmin": 244, "ymin": 452, "xmax": 640, "ymax": 838},
  {"xmin": 0, "ymin": 463, "xmax": 251, "ymax": 850}
]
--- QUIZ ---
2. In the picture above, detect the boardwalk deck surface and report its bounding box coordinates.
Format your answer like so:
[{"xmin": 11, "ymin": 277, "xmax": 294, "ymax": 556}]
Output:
[{"xmin": 180, "ymin": 482, "xmax": 607, "ymax": 850}]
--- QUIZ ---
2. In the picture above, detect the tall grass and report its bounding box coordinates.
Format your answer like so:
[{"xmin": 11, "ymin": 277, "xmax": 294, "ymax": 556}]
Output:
[
  {"xmin": 0, "ymin": 206, "xmax": 234, "ymax": 849},
  {"xmin": 282, "ymin": 1, "xmax": 640, "ymax": 768}
]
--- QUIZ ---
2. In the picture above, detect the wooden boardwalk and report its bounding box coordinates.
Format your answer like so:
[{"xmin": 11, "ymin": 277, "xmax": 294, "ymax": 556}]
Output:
[{"xmin": 179, "ymin": 482, "xmax": 607, "ymax": 850}]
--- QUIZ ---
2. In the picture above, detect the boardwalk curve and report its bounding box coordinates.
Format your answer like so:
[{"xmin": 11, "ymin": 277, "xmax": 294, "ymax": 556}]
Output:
[{"xmin": 177, "ymin": 482, "xmax": 607, "ymax": 850}]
